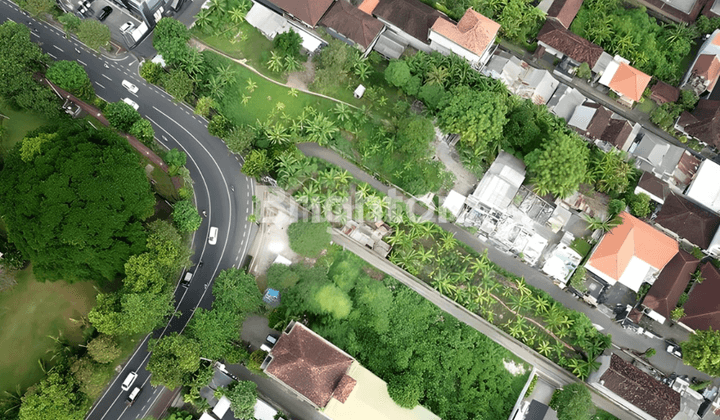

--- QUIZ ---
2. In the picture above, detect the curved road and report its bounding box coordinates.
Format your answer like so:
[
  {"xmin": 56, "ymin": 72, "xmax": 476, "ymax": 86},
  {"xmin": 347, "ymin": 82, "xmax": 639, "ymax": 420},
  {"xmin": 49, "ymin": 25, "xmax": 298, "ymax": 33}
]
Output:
[{"xmin": 0, "ymin": 3, "xmax": 256, "ymax": 420}]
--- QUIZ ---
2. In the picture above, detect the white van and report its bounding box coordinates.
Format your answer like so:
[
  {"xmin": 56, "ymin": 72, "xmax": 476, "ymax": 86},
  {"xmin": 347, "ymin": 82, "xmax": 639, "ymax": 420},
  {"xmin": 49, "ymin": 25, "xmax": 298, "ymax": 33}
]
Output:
[
  {"xmin": 208, "ymin": 226, "xmax": 218, "ymax": 245},
  {"xmin": 122, "ymin": 97, "xmax": 139, "ymax": 111},
  {"xmin": 260, "ymin": 344, "xmax": 272, "ymax": 353},
  {"xmin": 121, "ymin": 371, "xmax": 138, "ymax": 391},
  {"xmin": 126, "ymin": 386, "xmax": 141, "ymax": 406}
]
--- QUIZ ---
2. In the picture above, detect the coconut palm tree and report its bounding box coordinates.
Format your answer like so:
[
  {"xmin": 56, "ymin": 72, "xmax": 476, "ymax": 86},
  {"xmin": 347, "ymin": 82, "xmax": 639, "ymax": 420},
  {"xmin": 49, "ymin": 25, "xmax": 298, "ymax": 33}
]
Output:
[
  {"xmin": 532, "ymin": 296, "xmax": 550, "ymax": 315},
  {"xmin": 353, "ymin": 61, "xmax": 371, "ymax": 81},
  {"xmin": 246, "ymin": 78, "xmax": 258, "ymax": 92},
  {"xmin": 217, "ymin": 63, "xmax": 236, "ymax": 86},
  {"xmin": 537, "ymin": 340, "xmax": 552, "ymax": 357},
  {"xmin": 266, "ymin": 51, "xmax": 284, "ymax": 73},
  {"xmin": 470, "ymin": 252, "xmax": 491, "ymax": 276},
  {"xmin": 333, "ymin": 169, "xmax": 352, "ymax": 187},
  {"xmin": 284, "ymin": 55, "xmax": 302, "ymax": 72},
  {"xmin": 584, "ymin": 214, "xmax": 622, "ymax": 233},
  {"xmin": 266, "ymin": 123, "xmax": 289, "ymax": 146},
  {"xmin": 439, "ymin": 231, "xmax": 457, "ymax": 253},
  {"xmin": 229, "ymin": 6, "xmax": 247, "ymax": 24},
  {"xmin": 333, "ymin": 103, "xmax": 352, "ymax": 123},
  {"xmin": 432, "ymin": 272, "xmax": 457, "ymax": 295},
  {"xmin": 516, "ymin": 278, "xmax": 531, "ymax": 297}
]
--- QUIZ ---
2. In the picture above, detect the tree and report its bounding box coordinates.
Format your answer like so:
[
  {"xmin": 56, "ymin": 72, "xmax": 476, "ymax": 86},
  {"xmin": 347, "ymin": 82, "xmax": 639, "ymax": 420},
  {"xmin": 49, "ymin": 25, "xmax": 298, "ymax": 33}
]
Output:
[
  {"xmin": 18, "ymin": 372, "xmax": 86, "ymax": 420},
  {"xmin": 129, "ymin": 119, "xmax": 155, "ymax": 146},
  {"xmin": 584, "ymin": 215, "xmax": 622, "ymax": 233},
  {"xmin": 592, "ymin": 149, "xmax": 633, "ymax": 195},
  {"xmin": 288, "ymin": 221, "xmax": 330, "ymax": 257},
  {"xmin": 194, "ymin": 96, "xmax": 215, "ymax": 117},
  {"xmin": 418, "ymin": 83, "xmax": 447, "ymax": 111},
  {"xmin": 163, "ymin": 69, "xmax": 194, "ymax": 101},
  {"xmin": 396, "ymin": 116, "xmax": 434, "ymax": 158},
  {"xmin": 224, "ymin": 125, "xmax": 254, "ymax": 155},
  {"xmin": 267, "ymin": 263, "xmax": 300, "ymax": 290},
  {"xmin": 682, "ymin": 328, "xmax": 720, "ymax": 376},
  {"xmin": 387, "ymin": 373, "xmax": 423, "ymax": 409},
  {"xmin": 140, "ymin": 61, "xmax": 164, "ymax": 84},
  {"xmin": 221, "ymin": 381, "xmax": 257, "ymax": 419},
  {"xmin": 569, "ymin": 266, "xmax": 587, "ymax": 292},
  {"xmin": 549, "ymin": 383, "xmax": 593, "ymax": 420},
  {"xmin": 576, "ymin": 62, "xmax": 592, "ymax": 79},
  {"xmin": 671, "ymin": 307, "xmax": 685, "ymax": 321},
  {"xmin": 165, "ymin": 148, "xmax": 187, "ymax": 169},
  {"xmin": 173, "ymin": 200, "xmax": 202, "ymax": 233},
  {"xmin": 241, "ymin": 149, "xmax": 270, "ymax": 178},
  {"xmin": 525, "ymin": 130, "xmax": 589, "ymax": 198},
  {"xmin": 212, "ymin": 268, "xmax": 263, "ymax": 318},
  {"xmin": 105, "ymin": 100, "xmax": 142, "ymax": 131},
  {"xmin": 58, "ymin": 13, "xmax": 81, "ymax": 35},
  {"xmin": 0, "ymin": 123, "xmax": 155, "ymax": 283},
  {"xmin": 272, "ymin": 30, "xmax": 302, "ymax": 58},
  {"xmin": 153, "ymin": 18, "xmax": 190, "ymax": 67},
  {"xmin": 607, "ymin": 199, "xmax": 626, "ymax": 217},
  {"xmin": 629, "ymin": 193, "xmax": 652, "ymax": 218},
  {"xmin": 385, "ymin": 60, "xmax": 412, "ymax": 89},
  {"xmin": 77, "ymin": 20, "xmax": 111, "ymax": 51},
  {"xmin": 208, "ymin": 114, "xmax": 233, "ymax": 138},
  {"xmin": 87, "ymin": 334, "xmax": 121, "ymax": 363},
  {"xmin": 47, "ymin": 60, "xmax": 94, "ymax": 100},
  {"xmin": 147, "ymin": 333, "xmax": 201, "ymax": 390}
]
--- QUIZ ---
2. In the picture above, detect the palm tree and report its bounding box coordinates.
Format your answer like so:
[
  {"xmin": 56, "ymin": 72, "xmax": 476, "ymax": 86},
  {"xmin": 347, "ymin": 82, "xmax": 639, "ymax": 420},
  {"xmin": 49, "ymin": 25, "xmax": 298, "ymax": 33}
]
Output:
[
  {"xmin": 516, "ymin": 278, "xmax": 531, "ymax": 297},
  {"xmin": 241, "ymin": 94, "xmax": 251, "ymax": 105},
  {"xmin": 510, "ymin": 294, "xmax": 532, "ymax": 314},
  {"xmin": 354, "ymin": 61, "xmax": 371, "ymax": 81},
  {"xmin": 307, "ymin": 113, "xmax": 339, "ymax": 146},
  {"xmin": 532, "ymin": 296, "xmax": 550, "ymax": 315},
  {"xmin": 355, "ymin": 183, "xmax": 371, "ymax": 201},
  {"xmin": 287, "ymin": 88, "xmax": 299, "ymax": 97},
  {"xmin": 193, "ymin": 8, "xmax": 214, "ymax": 32},
  {"xmin": 432, "ymin": 273, "xmax": 457, "ymax": 295},
  {"xmin": 182, "ymin": 49, "xmax": 204, "ymax": 79},
  {"xmin": 284, "ymin": 55, "xmax": 302, "ymax": 72},
  {"xmin": 426, "ymin": 64, "xmax": 449, "ymax": 86},
  {"xmin": 266, "ymin": 123, "xmax": 289, "ymax": 146},
  {"xmin": 333, "ymin": 103, "xmax": 352, "ymax": 123},
  {"xmin": 417, "ymin": 248, "xmax": 435, "ymax": 265},
  {"xmin": 246, "ymin": 78, "xmax": 258, "ymax": 92},
  {"xmin": 537, "ymin": 340, "xmax": 552, "ymax": 357},
  {"xmin": 439, "ymin": 231, "xmax": 457, "ymax": 253},
  {"xmin": 266, "ymin": 51, "xmax": 284, "ymax": 73},
  {"xmin": 584, "ymin": 214, "xmax": 622, "ymax": 233},
  {"xmin": 229, "ymin": 6, "xmax": 247, "ymax": 24},
  {"xmin": 333, "ymin": 169, "xmax": 352, "ymax": 187},
  {"xmin": 217, "ymin": 64, "xmax": 236, "ymax": 86},
  {"xmin": 206, "ymin": 76, "xmax": 225, "ymax": 100}
]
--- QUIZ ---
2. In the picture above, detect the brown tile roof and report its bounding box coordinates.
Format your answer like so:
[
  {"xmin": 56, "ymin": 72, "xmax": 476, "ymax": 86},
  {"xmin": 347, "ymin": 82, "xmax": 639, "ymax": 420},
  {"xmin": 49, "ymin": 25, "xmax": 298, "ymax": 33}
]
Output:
[
  {"xmin": 650, "ymin": 81, "xmax": 680, "ymax": 105},
  {"xmin": 265, "ymin": 323, "xmax": 353, "ymax": 408},
  {"xmin": 271, "ymin": 0, "xmax": 334, "ymax": 26},
  {"xmin": 584, "ymin": 103, "xmax": 613, "ymax": 139},
  {"xmin": 655, "ymin": 192, "xmax": 720, "ymax": 249},
  {"xmin": 430, "ymin": 8, "xmax": 500, "ymax": 57},
  {"xmin": 636, "ymin": 171, "xmax": 669, "ymax": 202},
  {"xmin": 587, "ymin": 212, "xmax": 678, "ymax": 282},
  {"xmin": 692, "ymin": 54, "xmax": 720, "ymax": 92},
  {"xmin": 547, "ymin": 0, "xmax": 584, "ymax": 28},
  {"xmin": 678, "ymin": 99, "xmax": 720, "ymax": 151},
  {"xmin": 537, "ymin": 20, "xmax": 604, "ymax": 67},
  {"xmin": 371, "ymin": 0, "xmax": 447, "ymax": 43},
  {"xmin": 609, "ymin": 62, "xmax": 652, "ymax": 102},
  {"xmin": 600, "ymin": 354, "xmax": 681, "ymax": 420},
  {"xmin": 628, "ymin": 307, "xmax": 644, "ymax": 323},
  {"xmin": 319, "ymin": 0, "xmax": 384, "ymax": 49},
  {"xmin": 332, "ymin": 374, "xmax": 357, "ymax": 403},
  {"xmin": 680, "ymin": 262, "xmax": 720, "ymax": 330},
  {"xmin": 644, "ymin": 250, "xmax": 699, "ymax": 319},
  {"xmin": 601, "ymin": 118, "xmax": 633, "ymax": 148},
  {"xmin": 673, "ymin": 151, "xmax": 702, "ymax": 188}
]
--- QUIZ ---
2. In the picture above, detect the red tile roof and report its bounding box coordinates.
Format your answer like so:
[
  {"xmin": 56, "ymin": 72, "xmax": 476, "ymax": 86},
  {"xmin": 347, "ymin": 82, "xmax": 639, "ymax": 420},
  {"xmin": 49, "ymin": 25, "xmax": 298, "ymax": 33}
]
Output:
[
  {"xmin": 692, "ymin": 54, "xmax": 720, "ymax": 92},
  {"xmin": 537, "ymin": 20, "xmax": 604, "ymax": 67},
  {"xmin": 358, "ymin": 0, "xmax": 380, "ymax": 15},
  {"xmin": 585, "ymin": 103, "xmax": 613, "ymax": 139},
  {"xmin": 600, "ymin": 354, "xmax": 681, "ymax": 420},
  {"xmin": 680, "ymin": 262, "xmax": 720, "ymax": 331},
  {"xmin": 547, "ymin": 0, "xmax": 584, "ymax": 28},
  {"xmin": 265, "ymin": 323, "xmax": 353, "ymax": 408},
  {"xmin": 430, "ymin": 8, "xmax": 500, "ymax": 57},
  {"xmin": 587, "ymin": 212, "xmax": 678, "ymax": 282},
  {"xmin": 655, "ymin": 192, "xmax": 720, "ymax": 249},
  {"xmin": 650, "ymin": 81, "xmax": 680, "ymax": 105},
  {"xmin": 644, "ymin": 250, "xmax": 699, "ymax": 320},
  {"xmin": 319, "ymin": 0, "xmax": 384, "ymax": 49},
  {"xmin": 609, "ymin": 62, "xmax": 652, "ymax": 102},
  {"xmin": 271, "ymin": 0, "xmax": 334, "ymax": 27}
]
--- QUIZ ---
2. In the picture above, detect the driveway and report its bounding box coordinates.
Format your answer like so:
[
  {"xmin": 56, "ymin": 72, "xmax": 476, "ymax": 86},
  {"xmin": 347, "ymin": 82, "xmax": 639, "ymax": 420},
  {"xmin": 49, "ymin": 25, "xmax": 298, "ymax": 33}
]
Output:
[{"xmin": 241, "ymin": 315, "xmax": 278, "ymax": 352}]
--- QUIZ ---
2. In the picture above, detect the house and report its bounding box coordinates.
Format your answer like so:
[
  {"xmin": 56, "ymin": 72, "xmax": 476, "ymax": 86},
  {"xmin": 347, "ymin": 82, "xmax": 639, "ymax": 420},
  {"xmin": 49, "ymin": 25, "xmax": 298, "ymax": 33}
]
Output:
[
  {"xmin": 484, "ymin": 53, "xmax": 559, "ymax": 104},
  {"xmin": 649, "ymin": 81, "xmax": 680, "ymax": 105},
  {"xmin": 546, "ymin": 84, "xmax": 587, "ymax": 121},
  {"xmin": 266, "ymin": 0, "xmax": 334, "ymax": 27},
  {"xmin": 676, "ymin": 99, "xmax": 720, "ymax": 150},
  {"xmin": 568, "ymin": 101, "xmax": 637, "ymax": 150},
  {"xmin": 629, "ymin": 129, "xmax": 685, "ymax": 182},
  {"xmin": 263, "ymin": 321, "xmax": 440, "ymax": 420},
  {"xmin": 360, "ymin": 0, "xmax": 448, "ymax": 57},
  {"xmin": 654, "ymin": 192, "xmax": 720, "ymax": 250},
  {"xmin": 560, "ymin": 183, "xmax": 610, "ymax": 220},
  {"xmin": 585, "ymin": 211, "xmax": 678, "ymax": 292},
  {"xmin": 483, "ymin": 51, "xmax": 524, "ymax": 85},
  {"xmin": 599, "ymin": 117, "xmax": 639, "ymax": 152},
  {"xmin": 319, "ymin": 0, "xmax": 384, "ymax": 52},
  {"xmin": 685, "ymin": 158, "xmax": 720, "ymax": 213},
  {"xmin": 441, "ymin": 190, "xmax": 467, "ymax": 219},
  {"xmin": 678, "ymin": 262, "xmax": 720, "ymax": 331},
  {"xmin": 465, "ymin": 151, "xmax": 526, "ymax": 212},
  {"xmin": 541, "ymin": 243, "xmax": 583, "ymax": 284},
  {"xmin": 598, "ymin": 56, "xmax": 651, "ymax": 107},
  {"xmin": 642, "ymin": 250, "xmax": 699, "ymax": 324},
  {"xmin": 673, "ymin": 150, "xmax": 702, "ymax": 190},
  {"xmin": 588, "ymin": 354, "xmax": 681, "ymax": 420},
  {"xmin": 246, "ymin": 2, "xmax": 326, "ymax": 52},
  {"xmin": 633, "ymin": 0, "xmax": 709, "ymax": 23},
  {"xmin": 634, "ymin": 171, "xmax": 669, "ymax": 205},
  {"xmin": 546, "ymin": 0, "xmax": 584, "ymax": 28},
  {"xmin": 536, "ymin": 20, "xmax": 605, "ymax": 71},
  {"xmin": 682, "ymin": 30, "xmax": 720, "ymax": 96},
  {"xmin": 428, "ymin": 8, "xmax": 500, "ymax": 69}
]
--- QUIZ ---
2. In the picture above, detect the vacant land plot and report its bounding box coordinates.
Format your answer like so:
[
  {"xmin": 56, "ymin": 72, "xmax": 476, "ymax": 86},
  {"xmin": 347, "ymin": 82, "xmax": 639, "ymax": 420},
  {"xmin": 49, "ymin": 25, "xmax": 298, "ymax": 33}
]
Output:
[
  {"xmin": 0, "ymin": 266, "xmax": 97, "ymax": 393},
  {"xmin": 0, "ymin": 100, "xmax": 52, "ymax": 155}
]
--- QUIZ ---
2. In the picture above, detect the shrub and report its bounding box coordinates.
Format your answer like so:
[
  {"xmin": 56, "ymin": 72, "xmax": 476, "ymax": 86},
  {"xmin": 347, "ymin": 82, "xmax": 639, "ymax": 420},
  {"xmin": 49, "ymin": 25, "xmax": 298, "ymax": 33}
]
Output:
[
  {"xmin": 173, "ymin": 200, "xmax": 202, "ymax": 233},
  {"xmin": 105, "ymin": 101, "xmax": 141, "ymax": 132},
  {"xmin": 272, "ymin": 30, "xmax": 302, "ymax": 58},
  {"xmin": 140, "ymin": 61, "xmax": 164, "ymax": 84},
  {"xmin": 287, "ymin": 221, "xmax": 331, "ymax": 257},
  {"xmin": 208, "ymin": 114, "xmax": 233, "ymax": 138}
]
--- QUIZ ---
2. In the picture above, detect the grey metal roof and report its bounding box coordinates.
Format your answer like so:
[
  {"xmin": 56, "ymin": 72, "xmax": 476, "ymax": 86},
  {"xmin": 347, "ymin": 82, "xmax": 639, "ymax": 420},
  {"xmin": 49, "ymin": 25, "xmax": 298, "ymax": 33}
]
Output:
[{"xmin": 632, "ymin": 130, "xmax": 684, "ymax": 177}]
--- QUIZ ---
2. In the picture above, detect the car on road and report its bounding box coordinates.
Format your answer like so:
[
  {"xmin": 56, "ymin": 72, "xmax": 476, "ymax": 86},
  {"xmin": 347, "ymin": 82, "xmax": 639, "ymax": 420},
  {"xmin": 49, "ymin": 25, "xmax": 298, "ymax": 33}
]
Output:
[
  {"xmin": 122, "ymin": 97, "xmax": 139, "ymax": 110},
  {"xmin": 121, "ymin": 371, "xmax": 137, "ymax": 391},
  {"xmin": 122, "ymin": 80, "xmax": 138, "ymax": 94},
  {"xmin": 181, "ymin": 271, "xmax": 192, "ymax": 288},
  {"xmin": 119, "ymin": 21, "xmax": 135, "ymax": 33},
  {"xmin": 126, "ymin": 387, "xmax": 141, "ymax": 406},
  {"xmin": 208, "ymin": 226, "xmax": 218, "ymax": 245},
  {"xmin": 666, "ymin": 340, "xmax": 682, "ymax": 358},
  {"xmin": 97, "ymin": 6, "xmax": 112, "ymax": 21}
]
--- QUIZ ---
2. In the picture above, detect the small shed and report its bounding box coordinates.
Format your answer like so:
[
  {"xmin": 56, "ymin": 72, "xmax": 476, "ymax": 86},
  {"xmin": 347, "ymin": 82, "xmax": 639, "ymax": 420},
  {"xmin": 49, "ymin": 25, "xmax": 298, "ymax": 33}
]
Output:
[
  {"xmin": 263, "ymin": 288, "xmax": 281, "ymax": 306},
  {"xmin": 354, "ymin": 84, "xmax": 366, "ymax": 99}
]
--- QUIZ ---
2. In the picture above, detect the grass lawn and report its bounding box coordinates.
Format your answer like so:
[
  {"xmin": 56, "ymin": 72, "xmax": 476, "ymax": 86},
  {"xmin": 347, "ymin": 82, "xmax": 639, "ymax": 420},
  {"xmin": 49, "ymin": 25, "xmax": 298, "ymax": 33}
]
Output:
[
  {"xmin": 592, "ymin": 409, "xmax": 620, "ymax": 420},
  {"xmin": 0, "ymin": 100, "xmax": 53, "ymax": 156},
  {"xmin": 570, "ymin": 237, "xmax": 592, "ymax": 257},
  {"xmin": 0, "ymin": 266, "xmax": 97, "ymax": 394},
  {"xmin": 203, "ymin": 52, "xmax": 338, "ymax": 126},
  {"xmin": 635, "ymin": 98, "xmax": 656, "ymax": 115}
]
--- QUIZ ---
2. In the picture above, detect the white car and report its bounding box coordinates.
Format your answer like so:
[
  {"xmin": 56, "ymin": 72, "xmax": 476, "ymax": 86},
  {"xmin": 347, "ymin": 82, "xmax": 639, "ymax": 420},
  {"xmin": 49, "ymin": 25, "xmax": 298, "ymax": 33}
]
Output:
[
  {"xmin": 119, "ymin": 21, "xmax": 135, "ymax": 33},
  {"xmin": 121, "ymin": 371, "xmax": 138, "ymax": 391},
  {"xmin": 122, "ymin": 80, "xmax": 138, "ymax": 94},
  {"xmin": 122, "ymin": 97, "xmax": 139, "ymax": 111},
  {"xmin": 208, "ymin": 226, "xmax": 218, "ymax": 245}
]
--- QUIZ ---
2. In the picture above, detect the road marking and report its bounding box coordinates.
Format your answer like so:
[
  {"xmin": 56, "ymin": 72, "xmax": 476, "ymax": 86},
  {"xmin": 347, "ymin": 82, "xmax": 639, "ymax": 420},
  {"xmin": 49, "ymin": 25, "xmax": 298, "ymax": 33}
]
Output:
[
  {"xmin": 53, "ymin": 45, "xmax": 63, "ymax": 52},
  {"xmin": 78, "ymin": 59, "xmax": 87, "ymax": 66},
  {"xmin": 94, "ymin": 81, "xmax": 105, "ymax": 89},
  {"xmin": 31, "ymin": 31, "xmax": 39, "ymax": 37},
  {"xmin": 102, "ymin": 74, "xmax": 112, "ymax": 81},
  {"xmin": 48, "ymin": 52, "xmax": 57, "ymax": 59}
]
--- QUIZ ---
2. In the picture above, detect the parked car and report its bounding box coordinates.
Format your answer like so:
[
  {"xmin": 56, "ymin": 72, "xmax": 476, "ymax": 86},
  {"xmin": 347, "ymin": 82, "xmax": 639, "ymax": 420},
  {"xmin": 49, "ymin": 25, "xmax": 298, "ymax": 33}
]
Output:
[
  {"xmin": 121, "ymin": 371, "xmax": 137, "ymax": 391},
  {"xmin": 122, "ymin": 97, "xmax": 139, "ymax": 111},
  {"xmin": 119, "ymin": 21, "xmax": 135, "ymax": 33},
  {"xmin": 126, "ymin": 386, "xmax": 141, "ymax": 406},
  {"xmin": 76, "ymin": 4, "xmax": 88, "ymax": 15},
  {"xmin": 666, "ymin": 340, "xmax": 682, "ymax": 358},
  {"xmin": 121, "ymin": 79, "xmax": 138, "ymax": 94},
  {"xmin": 97, "ymin": 6, "xmax": 112, "ymax": 21},
  {"xmin": 208, "ymin": 226, "xmax": 218, "ymax": 245},
  {"xmin": 266, "ymin": 335, "xmax": 277, "ymax": 345}
]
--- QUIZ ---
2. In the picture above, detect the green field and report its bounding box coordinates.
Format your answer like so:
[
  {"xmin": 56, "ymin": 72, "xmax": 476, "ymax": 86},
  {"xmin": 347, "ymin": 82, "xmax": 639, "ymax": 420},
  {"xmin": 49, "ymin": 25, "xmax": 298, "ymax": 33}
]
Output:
[
  {"xmin": 0, "ymin": 266, "xmax": 97, "ymax": 394},
  {"xmin": 0, "ymin": 100, "xmax": 52, "ymax": 155}
]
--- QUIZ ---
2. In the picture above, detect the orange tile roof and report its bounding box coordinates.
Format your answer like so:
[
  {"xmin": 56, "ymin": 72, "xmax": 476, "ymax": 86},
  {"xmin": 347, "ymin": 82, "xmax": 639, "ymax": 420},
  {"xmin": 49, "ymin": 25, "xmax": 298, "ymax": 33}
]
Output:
[
  {"xmin": 609, "ymin": 62, "xmax": 652, "ymax": 102},
  {"xmin": 587, "ymin": 212, "xmax": 678, "ymax": 281},
  {"xmin": 358, "ymin": 0, "xmax": 380, "ymax": 15},
  {"xmin": 430, "ymin": 8, "xmax": 500, "ymax": 57},
  {"xmin": 712, "ymin": 31, "xmax": 720, "ymax": 46},
  {"xmin": 692, "ymin": 54, "xmax": 720, "ymax": 92}
]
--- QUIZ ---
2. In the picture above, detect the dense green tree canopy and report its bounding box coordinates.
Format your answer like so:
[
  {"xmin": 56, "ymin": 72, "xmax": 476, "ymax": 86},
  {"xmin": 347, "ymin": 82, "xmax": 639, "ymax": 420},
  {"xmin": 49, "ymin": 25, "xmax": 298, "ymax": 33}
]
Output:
[
  {"xmin": 147, "ymin": 333, "xmax": 201, "ymax": 390},
  {"xmin": 287, "ymin": 221, "xmax": 331, "ymax": 257},
  {"xmin": 0, "ymin": 122, "xmax": 155, "ymax": 283},
  {"xmin": 221, "ymin": 381, "xmax": 257, "ymax": 419},
  {"xmin": 153, "ymin": 18, "xmax": 191, "ymax": 68},
  {"xmin": 46, "ymin": 60, "xmax": 94, "ymax": 100},
  {"xmin": 524, "ymin": 130, "xmax": 590, "ymax": 198},
  {"xmin": 87, "ymin": 335, "xmax": 121, "ymax": 363},
  {"xmin": 549, "ymin": 383, "xmax": 593, "ymax": 420},
  {"xmin": 682, "ymin": 328, "xmax": 720, "ymax": 377},
  {"xmin": 172, "ymin": 200, "xmax": 202, "ymax": 233},
  {"xmin": 105, "ymin": 101, "xmax": 142, "ymax": 132},
  {"xmin": 18, "ymin": 372, "xmax": 86, "ymax": 420},
  {"xmin": 129, "ymin": 119, "xmax": 155, "ymax": 146}
]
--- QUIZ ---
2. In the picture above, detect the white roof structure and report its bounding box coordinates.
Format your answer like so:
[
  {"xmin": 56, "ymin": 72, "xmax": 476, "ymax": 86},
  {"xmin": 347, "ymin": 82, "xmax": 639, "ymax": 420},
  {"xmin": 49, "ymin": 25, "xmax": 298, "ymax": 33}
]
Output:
[
  {"xmin": 516, "ymin": 67, "xmax": 559, "ymax": 105},
  {"xmin": 213, "ymin": 396, "xmax": 231, "ymax": 418},
  {"xmin": 442, "ymin": 190, "xmax": 467, "ymax": 218},
  {"xmin": 542, "ymin": 243, "xmax": 583, "ymax": 283},
  {"xmin": 568, "ymin": 102, "xmax": 598, "ymax": 131},
  {"xmin": 199, "ymin": 413, "xmax": 215, "ymax": 420},
  {"xmin": 254, "ymin": 399, "xmax": 278, "ymax": 420},
  {"xmin": 598, "ymin": 55, "xmax": 630, "ymax": 87},
  {"xmin": 466, "ymin": 151, "xmax": 526, "ymax": 212},
  {"xmin": 686, "ymin": 159, "xmax": 720, "ymax": 213},
  {"xmin": 547, "ymin": 84, "xmax": 587, "ymax": 121},
  {"xmin": 482, "ymin": 52, "xmax": 524, "ymax": 88},
  {"xmin": 246, "ymin": 2, "xmax": 286, "ymax": 39},
  {"xmin": 273, "ymin": 254, "xmax": 292, "ymax": 266}
]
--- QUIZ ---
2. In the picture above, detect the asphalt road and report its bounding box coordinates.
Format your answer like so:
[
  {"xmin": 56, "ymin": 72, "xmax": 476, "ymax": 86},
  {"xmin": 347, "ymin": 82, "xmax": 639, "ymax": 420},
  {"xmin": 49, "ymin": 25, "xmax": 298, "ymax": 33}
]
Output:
[{"xmin": 0, "ymin": 3, "xmax": 256, "ymax": 419}]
